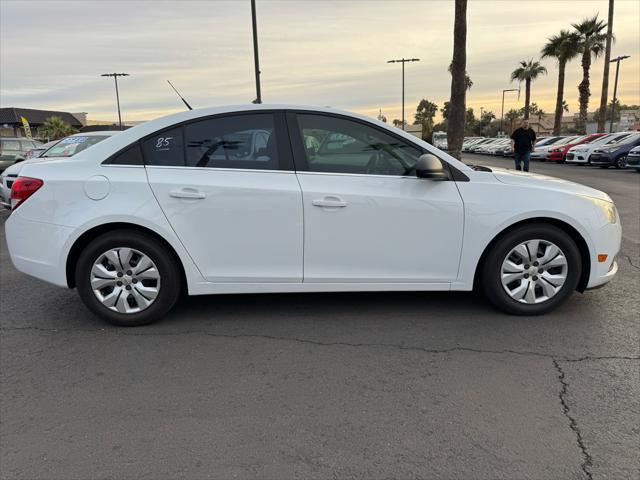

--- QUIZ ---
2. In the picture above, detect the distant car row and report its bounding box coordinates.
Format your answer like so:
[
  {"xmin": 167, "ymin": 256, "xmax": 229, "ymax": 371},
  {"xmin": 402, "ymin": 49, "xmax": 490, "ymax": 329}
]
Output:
[
  {"xmin": 462, "ymin": 131, "xmax": 640, "ymax": 170},
  {"xmin": 0, "ymin": 132, "xmax": 117, "ymax": 208}
]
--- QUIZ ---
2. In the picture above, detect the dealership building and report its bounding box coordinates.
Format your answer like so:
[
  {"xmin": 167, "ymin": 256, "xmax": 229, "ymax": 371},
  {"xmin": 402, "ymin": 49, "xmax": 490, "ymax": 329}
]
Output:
[{"xmin": 0, "ymin": 107, "xmax": 85, "ymax": 138}]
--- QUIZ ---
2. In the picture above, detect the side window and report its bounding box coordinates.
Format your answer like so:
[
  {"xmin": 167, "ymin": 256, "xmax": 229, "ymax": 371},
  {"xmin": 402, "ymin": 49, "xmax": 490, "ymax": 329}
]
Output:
[
  {"xmin": 142, "ymin": 127, "xmax": 185, "ymax": 166},
  {"xmin": 107, "ymin": 144, "xmax": 144, "ymax": 165},
  {"xmin": 184, "ymin": 113, "xmax": 278, "ymax": 170},
  {"xmin": 20, "ymin": 141, "xmax": 34, "ymax": 150},
  {"xmin": 296, "ymin": 114, "xmax": 422, "ymax": 176}
]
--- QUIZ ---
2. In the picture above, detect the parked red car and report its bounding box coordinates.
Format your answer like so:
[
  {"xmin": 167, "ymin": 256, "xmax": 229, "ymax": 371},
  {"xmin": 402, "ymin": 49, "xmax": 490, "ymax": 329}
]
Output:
[{"xmin": 547, "ymin": 133, "xmax": 607, "ymax": 162}]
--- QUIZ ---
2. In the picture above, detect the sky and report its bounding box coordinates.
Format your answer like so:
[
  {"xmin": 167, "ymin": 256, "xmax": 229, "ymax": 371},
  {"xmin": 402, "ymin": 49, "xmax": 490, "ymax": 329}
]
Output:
[{"xmin": 1, "ymin": 0, "xmax": 639, "ymax": 124}]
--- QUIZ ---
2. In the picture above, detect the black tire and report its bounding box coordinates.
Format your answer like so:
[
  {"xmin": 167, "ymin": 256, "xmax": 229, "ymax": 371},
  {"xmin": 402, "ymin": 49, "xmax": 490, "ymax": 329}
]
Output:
[
  {"xmin": 481, "ymin": 223, "xmax": 581, "ymax": 315},
  {"xmin": 615, "ymin": 157, "xmax": 627, "ymax": 169},
  {"xmin": 75, "ymin": 230, "xmax": 181, "ymax": 326}
]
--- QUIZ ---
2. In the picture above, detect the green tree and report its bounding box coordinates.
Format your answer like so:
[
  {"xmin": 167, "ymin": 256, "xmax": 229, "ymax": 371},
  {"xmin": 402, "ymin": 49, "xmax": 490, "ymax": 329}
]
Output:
[
  {"xmin": 464, "ymin": 108, "xmax": 477, "ymax": 135},
  {"xmin": 415, "ymin": 99, "xmax": 439, "ymax": 139},
  {"xmin": 447, "ymin": 0, "xmax": 468, "ymax": 160},
  {"xmin": 510, "ymin": 59, "xmax": 547, "ymax": 119},
  {"xmin": 440, "ymin": 101, "xmax": 450, "ymax": 120},
  {"xmin": 541, "ymin": 29, "xmax": 581, "ymax": 134},
  {"xmin": 562, "ymin": 100, "xmax": 570, "ymax": 113},
  {"xmin": 505, "ymin": 108, "xmax": 521, "ymax": 134},
  {"xmin": 474, "ymin": 110, "xmax": 496, "ymax": 135},
  {"xmin": 39, "ymin": 116, "xmax": 77, "ymax": 140},
  {"xmin": 573, "ymin": 14, "xmax": 608, "ymax": 133},
  {"xmin": 392, "ymin": 119, "xmax": 407, "ymax": 129}
]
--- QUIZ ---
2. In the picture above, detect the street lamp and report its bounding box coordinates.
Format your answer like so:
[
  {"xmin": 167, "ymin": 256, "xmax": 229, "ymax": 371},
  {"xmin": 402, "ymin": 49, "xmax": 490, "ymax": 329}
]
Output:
[
  {"xmin": 387, "ymin": 58, "xmax": 420, "ymax": 130},
  {"xmin": 500, "ymin": 88, "xmax": 519, "ymax": 135},
  {"xmin": 609, "ymin": 55, "xmax": 630, "ymax": 133},
  {"xmin": 101, "ymin": 73, "xmax": 129, "ymax": 130},
  {"xmin": 250, "ymin": 0, "xmax": 262, "ymax": 104}
]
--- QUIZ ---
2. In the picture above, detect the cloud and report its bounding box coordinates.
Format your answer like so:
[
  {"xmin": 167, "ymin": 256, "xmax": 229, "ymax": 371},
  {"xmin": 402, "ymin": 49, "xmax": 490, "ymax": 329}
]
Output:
[{"xmin": 1, "ymin": 0, "xmax": 638, "ymax": 123}]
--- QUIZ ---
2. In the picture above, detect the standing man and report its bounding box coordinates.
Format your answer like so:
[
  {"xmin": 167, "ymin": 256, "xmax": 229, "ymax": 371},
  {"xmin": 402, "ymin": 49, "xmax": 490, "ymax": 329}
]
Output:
[{"xmin": 510, "ymin": 118, "xmax": 536, "ymax": 172}]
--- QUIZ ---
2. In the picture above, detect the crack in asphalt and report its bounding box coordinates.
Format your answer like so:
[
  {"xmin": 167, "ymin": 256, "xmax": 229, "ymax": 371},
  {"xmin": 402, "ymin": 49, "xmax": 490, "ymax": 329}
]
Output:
[
  {"xmin": 621, "ymin": 254, "xmax": 640, "ymax": 270},
  {"xmin": 553, "ymin": 360, "xmax": 593, "ymax": 480},
  {"xmin": 2, "ymin": 326, "xmax": 639, "ymax": 363}
]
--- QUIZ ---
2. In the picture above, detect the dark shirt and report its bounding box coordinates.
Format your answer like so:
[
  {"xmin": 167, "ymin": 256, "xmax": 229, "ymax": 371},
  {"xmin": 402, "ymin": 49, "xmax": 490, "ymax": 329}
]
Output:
[{"xmin": 511, "ymin": 127, "xmax": 536, "ymax": 154}]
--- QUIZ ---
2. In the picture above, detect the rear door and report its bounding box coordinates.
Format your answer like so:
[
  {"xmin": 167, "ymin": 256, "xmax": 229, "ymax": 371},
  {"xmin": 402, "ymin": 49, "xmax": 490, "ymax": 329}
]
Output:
[{"xmin": 144, "ymin": 112, "xmax": 303, "ymax": 283}]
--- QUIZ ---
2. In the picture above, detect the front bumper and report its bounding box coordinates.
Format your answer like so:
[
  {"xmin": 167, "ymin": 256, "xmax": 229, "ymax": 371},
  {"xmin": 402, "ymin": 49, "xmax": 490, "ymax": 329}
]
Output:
[
  {"xmin": 547, "ymin": 152, "xmax": 565, "ymax": 162},
  {"xmin": 566, "ymin": 152, "xmax": 589, "ymax": 163},
  {"xmin": 585, "ymin": 219, "xmax": 622, "ymax": 289},
  {"xmin": 626, "ymin": 154, "xmax": 640, "ymax": 169},
  {"xmin": 589, "ymin": 153, "xmax": 615, "ymax": 165}
]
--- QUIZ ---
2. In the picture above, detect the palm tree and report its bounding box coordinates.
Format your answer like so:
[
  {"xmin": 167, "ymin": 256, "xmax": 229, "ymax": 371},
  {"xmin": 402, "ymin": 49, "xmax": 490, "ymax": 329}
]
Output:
[
  {"xmin": 39, "ymin": 116, "xmax": 77, "ymax": 140},
  {"xmin": 541, "ymin": 30, "xmax": 581, "ymax": 134},
  {"xmin": 447, "ymin": 0, "xmax": 468, "ymax": 160},
  {"xmin": 510, "ymin": 59, "xmax": 547, "ymax": 119},
  {"xmin": 573, "ymin": 15, "xmax": 608, "ymax": 133},
  {"xmin": 597, "ymin": 0, "xmax": 615, "ymax": 132}
]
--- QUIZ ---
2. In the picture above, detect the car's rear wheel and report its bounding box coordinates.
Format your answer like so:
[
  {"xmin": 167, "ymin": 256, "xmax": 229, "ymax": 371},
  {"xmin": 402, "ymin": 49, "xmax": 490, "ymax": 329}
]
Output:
[
  {"xmin": 481, "ymin": 223, "xmax": 581, "ymax": 315},
  {"xmin": 76, "ymin": 230, "xmax": 181, "ymax": 326}
]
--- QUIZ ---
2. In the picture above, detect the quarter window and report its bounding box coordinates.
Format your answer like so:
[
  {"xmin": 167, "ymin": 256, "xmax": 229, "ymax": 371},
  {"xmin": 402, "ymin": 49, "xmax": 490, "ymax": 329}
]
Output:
[
  {"xmin": 107, "ymin": 144, "xmax": 144, "ymax": 165},
  {"xmin": 142, "ymin": 127, "xmax": 185, "ymax": 166},
  {"xmin": 184, "ymin": 114, "xmax": 279, "ymax": 170},
  {"xmin": 296, "ymin": 114, "xmax": 423, "ymax": 176}
]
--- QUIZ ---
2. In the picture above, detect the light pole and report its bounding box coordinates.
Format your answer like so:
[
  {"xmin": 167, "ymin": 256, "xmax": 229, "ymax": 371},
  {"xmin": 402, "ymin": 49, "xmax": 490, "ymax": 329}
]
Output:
[
  {"xmin": 500, "ymin": 88, "xmax": 519, "ymax": 135},
  {"xmin": 250, "ymin": 0, "xmax": 262, "ymax": 104},
  {"xmin": 387, "ymin": 58, "xmax": 420, "ymax": 130},
  {"xmin": 609, "ymin": 55, "xmax": 630, "ymax": 133},
  {"xmin": 101, "ymin": 73, "xmax": 129, "ymax": 130}
]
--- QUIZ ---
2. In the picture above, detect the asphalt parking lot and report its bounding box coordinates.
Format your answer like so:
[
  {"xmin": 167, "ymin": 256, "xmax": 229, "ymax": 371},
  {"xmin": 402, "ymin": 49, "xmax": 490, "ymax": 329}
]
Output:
[{"xmin": 1, "ymin": 155, "xmax": 638, "ymax": 479}]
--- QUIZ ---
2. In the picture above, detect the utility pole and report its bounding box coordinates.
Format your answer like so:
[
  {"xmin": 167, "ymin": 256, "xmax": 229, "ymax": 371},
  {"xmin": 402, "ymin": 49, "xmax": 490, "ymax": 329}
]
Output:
[
  {"xmin": 500, "ymin": 88, "xmax": 519, "ymax": 135},
  {"xmin": 101, "ymin": 73, "xmax": 129, "ymax": 130},
  {"xmin": 609, "ymin": 55, "xmax": 630, "ymax": 133},
  {"xmin": 387, "ymin": 58, "xmax": 420, "ymax": 130},
  {"xmin": 250, "ymin": 0, "xmax": 262, "ymax": 103}
]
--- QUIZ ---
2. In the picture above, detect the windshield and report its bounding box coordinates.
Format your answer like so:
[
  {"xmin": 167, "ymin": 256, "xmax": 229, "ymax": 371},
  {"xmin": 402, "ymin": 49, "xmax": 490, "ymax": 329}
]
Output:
[
  {"xmin": 584, "ymin": 135, "xmax": 607, "ymax": 144},
  {"xmin": 42, "ymin": 135, "xmax": 110, "ymax": 158}
]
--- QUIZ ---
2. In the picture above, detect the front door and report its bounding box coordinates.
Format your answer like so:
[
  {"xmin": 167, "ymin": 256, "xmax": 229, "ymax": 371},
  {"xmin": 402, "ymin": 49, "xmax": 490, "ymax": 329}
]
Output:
[
  {"xmin": 289, "ymin": 112, "xmax": 464, "ymax": 284},
  {"xmin": 144, "ymin": 112, "xmax": 303, "ymax": 283}
]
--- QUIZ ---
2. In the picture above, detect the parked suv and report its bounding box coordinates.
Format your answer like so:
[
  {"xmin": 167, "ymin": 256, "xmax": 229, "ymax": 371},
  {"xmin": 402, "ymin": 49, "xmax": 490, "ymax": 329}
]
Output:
[{"xmin": 0, "ymin": 137, "xmax": 42, "ymax": 172}]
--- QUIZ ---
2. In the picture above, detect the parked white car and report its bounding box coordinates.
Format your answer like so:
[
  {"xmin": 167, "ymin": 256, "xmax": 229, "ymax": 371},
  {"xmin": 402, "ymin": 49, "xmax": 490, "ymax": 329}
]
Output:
[
  {"xmin": 530, "ymin": 136, "xmax": 576, "ymax": 160},
  {"xmin": 566, "ymin": 132, "xmax": 637, "ymax": 164},
  {"xmin": 0, "ymin": 131, "xmax": 117, "ymax": 209},
  {"xmin": 5, "ymin": 105, "xmax": 621, "ymax": 326}
]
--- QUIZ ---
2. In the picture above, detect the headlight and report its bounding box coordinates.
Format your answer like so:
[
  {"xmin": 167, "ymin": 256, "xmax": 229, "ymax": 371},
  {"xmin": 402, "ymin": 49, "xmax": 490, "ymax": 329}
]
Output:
[
  {"xmin": 602, "ymin": 148, "xmax": 618, "ymax": 153},
  {"xmin": 590, "ymin": 197, "xmax": 617, "ymax": 224}
]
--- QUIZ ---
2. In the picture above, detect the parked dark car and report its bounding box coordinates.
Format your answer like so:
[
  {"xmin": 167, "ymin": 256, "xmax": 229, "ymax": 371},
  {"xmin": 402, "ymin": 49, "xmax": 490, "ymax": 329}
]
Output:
[
  {"xmin": 589, "ymin": 133, "xmax": 640, "ymax": 169},
  {"xmin": 626, "ymin": 145, "xmax": 640, "ymax": 172}
]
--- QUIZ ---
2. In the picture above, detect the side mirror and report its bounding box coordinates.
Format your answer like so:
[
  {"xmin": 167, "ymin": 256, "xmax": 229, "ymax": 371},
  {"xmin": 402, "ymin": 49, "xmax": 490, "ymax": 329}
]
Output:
[{"xmin": 416, "ymin": 154, "xmax": 449, "ymax": 180}]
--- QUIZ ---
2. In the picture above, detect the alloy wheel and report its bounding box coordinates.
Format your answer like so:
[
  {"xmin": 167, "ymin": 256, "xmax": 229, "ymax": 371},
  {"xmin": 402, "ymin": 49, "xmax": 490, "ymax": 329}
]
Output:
[
  {"xmin": 500, "ymin": 239, "xmax": 568, "ymax": 304},
  {"xmin": 90, "ymin": 247, "xmax": 161, "ymax": 314}
]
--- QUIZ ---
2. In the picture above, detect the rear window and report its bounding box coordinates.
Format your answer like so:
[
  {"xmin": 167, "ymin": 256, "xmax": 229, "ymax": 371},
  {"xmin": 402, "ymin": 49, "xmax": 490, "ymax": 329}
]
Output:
[
  {"xmin": 1, "ymin": 140, "xmax": 21, "ymax": 151},
  {"xmin": 42, "ymin": 135, "xmax": 109, "ymax": 157}
]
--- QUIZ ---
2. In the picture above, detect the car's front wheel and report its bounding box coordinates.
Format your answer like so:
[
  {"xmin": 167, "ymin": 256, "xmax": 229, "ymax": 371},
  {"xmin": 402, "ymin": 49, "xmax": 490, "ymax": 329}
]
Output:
[
  {"xmin": 481, "ymin": 223, "xmax": 581, "ymax": 315},
  {"xmin": 75, "ymin": 230, "xmax": 181, "ymax": 326},
  {"xmin": 615, "ymin": 157, "xmax": 627, "ymax": 169}
]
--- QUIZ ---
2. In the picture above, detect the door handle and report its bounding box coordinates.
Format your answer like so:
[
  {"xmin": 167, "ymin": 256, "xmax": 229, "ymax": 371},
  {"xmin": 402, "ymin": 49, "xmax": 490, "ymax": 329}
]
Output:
[
  {"xmin": 312, "ymin": 196, "xmax": 348, "ymax": 208},
  {"xmin": 170, "ymin": 188, "xmax": 206, "ymax": 199}
]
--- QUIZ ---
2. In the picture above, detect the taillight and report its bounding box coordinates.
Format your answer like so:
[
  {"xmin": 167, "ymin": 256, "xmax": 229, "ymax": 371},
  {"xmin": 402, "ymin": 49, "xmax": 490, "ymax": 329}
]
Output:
[{"xmin": 11, "ymin": 176, "xmax": 43, "ymax": 210}]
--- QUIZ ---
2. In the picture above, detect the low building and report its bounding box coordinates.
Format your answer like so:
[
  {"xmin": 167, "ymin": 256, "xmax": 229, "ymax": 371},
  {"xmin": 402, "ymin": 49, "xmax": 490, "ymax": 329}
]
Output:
[{"xmin": 0, "ymin": 107, "xmax": 84, "ymax": 138}]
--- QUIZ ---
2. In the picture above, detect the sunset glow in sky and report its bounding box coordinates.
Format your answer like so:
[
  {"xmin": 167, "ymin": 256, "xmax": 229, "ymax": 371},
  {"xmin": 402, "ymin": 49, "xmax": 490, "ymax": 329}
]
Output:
[{"xmin": 1, "ymin": 0, "xmax": 639, "ymax": 123}]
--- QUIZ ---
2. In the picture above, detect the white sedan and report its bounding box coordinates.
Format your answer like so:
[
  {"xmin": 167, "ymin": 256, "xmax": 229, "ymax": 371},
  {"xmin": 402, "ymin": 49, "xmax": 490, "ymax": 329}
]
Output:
[{"xmin": 5, "ymin": 105, "xmax": 621, "ymax": 326}]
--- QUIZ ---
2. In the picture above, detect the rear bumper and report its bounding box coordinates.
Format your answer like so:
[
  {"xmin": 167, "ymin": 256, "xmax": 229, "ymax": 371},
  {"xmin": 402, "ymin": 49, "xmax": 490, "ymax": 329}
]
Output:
[{"xmin": 5, "ymin": 212, "xmax": 72, "ymax": 287}]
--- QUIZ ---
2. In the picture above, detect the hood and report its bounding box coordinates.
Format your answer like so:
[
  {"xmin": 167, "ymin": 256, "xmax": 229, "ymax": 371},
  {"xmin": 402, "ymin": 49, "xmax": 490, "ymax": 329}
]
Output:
[{"xmin": 490, "ymin": 166, "xmax": 612, "ymax": 202}]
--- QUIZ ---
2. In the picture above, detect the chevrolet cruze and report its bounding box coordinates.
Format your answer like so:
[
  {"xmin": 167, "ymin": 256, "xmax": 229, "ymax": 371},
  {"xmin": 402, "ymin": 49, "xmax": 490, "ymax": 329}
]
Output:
[{"xmin": 5, "ymin": 105, "xmax": 621, "ymax": 326}]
